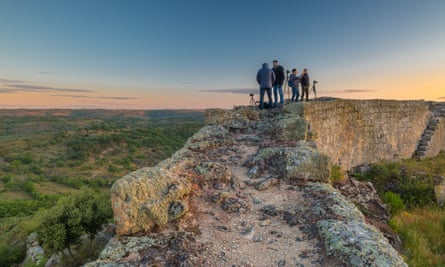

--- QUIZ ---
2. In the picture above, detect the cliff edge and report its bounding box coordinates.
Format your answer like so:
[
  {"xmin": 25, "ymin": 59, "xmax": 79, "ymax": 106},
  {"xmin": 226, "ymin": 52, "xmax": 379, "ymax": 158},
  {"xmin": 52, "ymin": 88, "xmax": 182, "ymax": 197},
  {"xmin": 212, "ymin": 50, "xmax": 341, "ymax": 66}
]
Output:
[{"xmin": 83, "ymin": 99, "xmax": 445, "ymax": 266}]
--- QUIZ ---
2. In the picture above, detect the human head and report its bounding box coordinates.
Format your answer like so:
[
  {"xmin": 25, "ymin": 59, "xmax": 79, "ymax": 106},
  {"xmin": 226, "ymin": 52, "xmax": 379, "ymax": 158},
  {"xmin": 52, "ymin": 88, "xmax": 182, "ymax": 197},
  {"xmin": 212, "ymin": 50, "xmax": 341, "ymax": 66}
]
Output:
[
  {"xmin": 303, "ymin": 68, "xmax": 308, "ymax": 73},
  {"xmin": 262, "ymin": 63, "xmax": 268, "ymax": 68},
  {"xmin": 292, "ymin": 68, "xmax": 297, "ymax": 74},
  {"xmin": 273, "ymin": 60, "xmax": 278, "ymax": 67}
]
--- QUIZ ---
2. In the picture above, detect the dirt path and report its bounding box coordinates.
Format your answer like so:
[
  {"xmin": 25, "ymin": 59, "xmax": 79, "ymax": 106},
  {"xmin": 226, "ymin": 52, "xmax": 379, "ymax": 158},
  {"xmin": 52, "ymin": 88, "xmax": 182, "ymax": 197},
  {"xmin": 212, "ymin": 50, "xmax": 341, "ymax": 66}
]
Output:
[{"xmin": 184, "ymin": 132, "xmax": 326, "ymax": 266}]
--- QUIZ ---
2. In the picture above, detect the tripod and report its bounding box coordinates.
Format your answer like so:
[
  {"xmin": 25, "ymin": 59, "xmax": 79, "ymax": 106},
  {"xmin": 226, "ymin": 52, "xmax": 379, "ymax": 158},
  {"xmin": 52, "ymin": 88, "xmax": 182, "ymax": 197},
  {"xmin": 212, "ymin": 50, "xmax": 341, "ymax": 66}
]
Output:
[
  {"xmin": 249, "ymin": 93, "xmax": 256, "ymax": 106},
  {"xmin": 285, "ymin": 70, "xmax": 290, "ymax": 100},
  {"xmin": 311, "ymin": 81, "xmax": 318, "ymax": 99}
]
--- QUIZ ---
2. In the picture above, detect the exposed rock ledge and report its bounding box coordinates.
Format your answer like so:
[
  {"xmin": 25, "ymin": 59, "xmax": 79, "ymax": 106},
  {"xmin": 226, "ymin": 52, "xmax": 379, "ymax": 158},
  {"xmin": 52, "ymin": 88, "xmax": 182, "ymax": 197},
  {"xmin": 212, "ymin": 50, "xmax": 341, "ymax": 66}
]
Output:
[{"xmin": 86, "ymin": 102, "xmax": 407, "ymax": 267}]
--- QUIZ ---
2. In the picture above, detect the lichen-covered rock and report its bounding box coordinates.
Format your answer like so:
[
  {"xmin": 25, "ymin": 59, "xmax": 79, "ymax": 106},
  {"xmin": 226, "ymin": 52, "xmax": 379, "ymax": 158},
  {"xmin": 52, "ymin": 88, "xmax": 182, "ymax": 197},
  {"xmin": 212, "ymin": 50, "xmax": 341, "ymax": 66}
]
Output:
[
  {"xmin": 284, "ymin": 144, "xmax": 331, "ymax": 183},
  {"xmin": 303, "ymin": 183, "xmax": 407, "ymax": 267},
  {"xmin": 253, "ymin": 143, "xmax": 331, "ymax": 183},
  {"xmin": 317, "ymin": 220, "xmax": 407, "ymax": 267},
  {"xmin": 111, "ymin": 167, "xmax": 191, "ymax": 236},
  {"xmin": 194, "ymin": 161, "xmax": 232, "ymax": 188},
  {"xmin": 205, "ymin": 106, "xmax": 261, "ymax": 131},
  {"xmin": 435, "ymin": 177, "xmax": 445, "ymax": 207},
  {"xmin": 183, "ymin": 125, "xmax": 233, "ymax": 151},
  {"xmin": 265, "ymin": 117, "xmax": 307, "ymax": 142}
]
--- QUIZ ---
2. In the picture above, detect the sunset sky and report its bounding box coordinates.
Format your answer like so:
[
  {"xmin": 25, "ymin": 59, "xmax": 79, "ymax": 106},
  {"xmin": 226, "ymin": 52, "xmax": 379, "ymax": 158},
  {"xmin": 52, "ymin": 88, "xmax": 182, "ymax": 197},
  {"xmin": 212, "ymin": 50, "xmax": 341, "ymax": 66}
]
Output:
[{"xmin": 1, "ymin": 0, "xmax": 444, "ymax": 109}]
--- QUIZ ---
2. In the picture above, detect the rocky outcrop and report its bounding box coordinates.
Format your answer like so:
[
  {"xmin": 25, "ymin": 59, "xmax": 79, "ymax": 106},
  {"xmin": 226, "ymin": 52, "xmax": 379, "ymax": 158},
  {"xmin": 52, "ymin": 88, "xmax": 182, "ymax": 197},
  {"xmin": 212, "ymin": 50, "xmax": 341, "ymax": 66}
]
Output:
[
  {"xmin": 303, "ymin": 183, "xmax": 407, "ymax": 267},
  {"xmin": 99, "ymin": 100, "xmax": 428, "ymax": 266}
]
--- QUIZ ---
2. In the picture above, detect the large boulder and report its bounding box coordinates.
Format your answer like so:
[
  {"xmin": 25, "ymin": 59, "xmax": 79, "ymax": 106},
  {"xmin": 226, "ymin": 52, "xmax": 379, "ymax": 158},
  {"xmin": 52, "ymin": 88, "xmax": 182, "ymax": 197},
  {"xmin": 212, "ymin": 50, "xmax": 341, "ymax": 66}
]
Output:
[
  {"xmin": 252, "ymin": 142, "xmax": 331, "ymax": 183},
  {"xmin": 264, "ymin": 117, "xmax": 307, "ymax": 142},
  {"xmin": 111, "ymin": 167, "xmax": 191, "ymax": 236}
]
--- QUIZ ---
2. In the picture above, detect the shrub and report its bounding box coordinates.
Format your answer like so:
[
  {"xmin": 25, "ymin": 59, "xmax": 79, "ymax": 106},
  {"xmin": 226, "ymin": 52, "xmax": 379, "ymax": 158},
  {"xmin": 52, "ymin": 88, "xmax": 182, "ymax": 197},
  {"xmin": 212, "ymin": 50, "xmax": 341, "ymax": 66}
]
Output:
[
  {"xmin": 330, "ymin": 164, "xmax": 344, "ymax": 182},
  {"xmin": 37, "ymin": 187, "xmax": 112, "ymax": 255},
  {"xmin": 382, "ymin": 191, "xmax": 405, "ymax": 215}
]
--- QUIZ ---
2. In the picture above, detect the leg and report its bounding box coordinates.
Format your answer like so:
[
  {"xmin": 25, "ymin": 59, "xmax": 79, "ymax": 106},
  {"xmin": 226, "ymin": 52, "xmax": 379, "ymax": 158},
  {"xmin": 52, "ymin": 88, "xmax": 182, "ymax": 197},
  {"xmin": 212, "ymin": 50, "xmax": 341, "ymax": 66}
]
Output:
[
  {"xmin": 291, "ymin": 87, "xmax": 296, "ymax": 101},
  {"xmin": 278, "ymin": 85, "xmax": 284, "ymax": 106},
  {"xmin": 273, "ymin": 85, "xmax": 278, "ymax": 107},
  {"xmin": 266, "ymin": 88, "xmax": 272, "ymax": 107},
  {"xmin": 304, "ymin": 86, "xmax": 309, "ymax": 101},
  {"xmin": 259, "ymin": 88, "xmax": 265, "ymax": 109},
  {"xmin": 295, "ymin": 87, "xmax": 300, "ymax": 102}
]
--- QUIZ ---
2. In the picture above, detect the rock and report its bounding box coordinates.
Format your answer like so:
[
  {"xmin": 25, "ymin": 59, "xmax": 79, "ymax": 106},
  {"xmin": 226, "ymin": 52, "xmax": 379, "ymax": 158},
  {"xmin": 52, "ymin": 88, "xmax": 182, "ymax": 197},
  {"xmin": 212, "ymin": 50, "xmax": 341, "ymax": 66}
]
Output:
[
  {"xmin": 111, "ymin": 167, "xmax": 192, "ymax": 235},
  {"xmin": 435, "ymin": 178, "xmax": 445, "ymax": 207},
  {"xmin": 45, "ymin": 253, "xmax": 62, "ymax": 267},
  {"xmin": 255, "ymin": 177, "xmax": 279, "ymax": 191},
  {"xmin": 262, "ymin": 205, "xmax": 278, "ymax": 217},
  {"xmin": 247, "ymin": 166, "xmax": 260, "ymax": 178},
  {"xmin": 194, "ymin": 161, "xmax": 232, "ymax": 188},
  {"xmin": 221, "ymin": 196, "xmax": 247, "ymax": 213},
  {"xmin": 254, "ymin": 143, "xmax": 331, "ymax": 183},
  {"xmin": 317, "ymin": 220, "xmax": 407, "ymax": 267},
  {"xmin": 263, "ymin": 116, "xmax": 307, "ymax": 142},
  {"xmin": 183, "ymin": 125, "xmax": 233, "ymax": 152}
]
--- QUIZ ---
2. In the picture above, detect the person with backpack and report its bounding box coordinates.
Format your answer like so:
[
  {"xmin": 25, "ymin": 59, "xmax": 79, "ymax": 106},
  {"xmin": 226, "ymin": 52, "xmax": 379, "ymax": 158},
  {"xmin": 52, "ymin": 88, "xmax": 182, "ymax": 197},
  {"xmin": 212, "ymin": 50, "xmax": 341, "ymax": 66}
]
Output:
[
  {"xmin": 256, "ymin": 63, "xmax": 275, "ymax": 109},
  {"xmin": 272, "ymin": 60, "xmax": 285, "ymax": 108},
  {"xmin": 289, "ymin": 68, "xmax": 302, "ymax": 102},
  {"xmin": 300, "ymin": 68, "xmax": 310, "ymax": 101}
]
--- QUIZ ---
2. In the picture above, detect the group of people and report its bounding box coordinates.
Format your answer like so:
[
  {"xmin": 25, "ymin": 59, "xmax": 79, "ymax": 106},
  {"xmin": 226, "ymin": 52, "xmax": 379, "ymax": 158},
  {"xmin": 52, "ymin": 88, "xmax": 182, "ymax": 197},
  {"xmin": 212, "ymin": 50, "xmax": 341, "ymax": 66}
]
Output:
[{"xmin": 256, "ymin": 60, "xmax": 310, "ymax": 109}]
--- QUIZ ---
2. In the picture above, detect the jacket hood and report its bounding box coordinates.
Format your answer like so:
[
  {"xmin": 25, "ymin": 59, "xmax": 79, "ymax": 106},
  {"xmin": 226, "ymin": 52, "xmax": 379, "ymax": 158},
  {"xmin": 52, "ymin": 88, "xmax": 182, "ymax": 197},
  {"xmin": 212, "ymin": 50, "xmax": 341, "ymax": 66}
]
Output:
[{"xmin": 262, "ymin": 63, "xmax": 269, "ymax": 68}]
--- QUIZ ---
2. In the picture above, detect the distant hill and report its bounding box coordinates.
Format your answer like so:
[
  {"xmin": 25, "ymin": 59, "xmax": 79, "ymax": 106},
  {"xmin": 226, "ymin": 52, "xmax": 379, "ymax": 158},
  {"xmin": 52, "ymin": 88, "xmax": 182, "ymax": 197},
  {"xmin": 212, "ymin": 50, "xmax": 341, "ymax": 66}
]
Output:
[{"xmin": 0, "ymin": 109, "xmax": 205, "ymax": 120}]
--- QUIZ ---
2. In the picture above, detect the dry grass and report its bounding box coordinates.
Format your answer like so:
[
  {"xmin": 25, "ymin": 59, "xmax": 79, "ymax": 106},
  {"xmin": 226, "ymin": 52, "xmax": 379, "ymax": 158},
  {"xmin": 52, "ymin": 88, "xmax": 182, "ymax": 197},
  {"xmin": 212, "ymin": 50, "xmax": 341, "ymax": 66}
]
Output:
[
  {"xmin": 0, "ymin": 191, "xmax": 32, "ymax": 200},
  {"xmin": 391, "ymin": 208, "xmax": 445, "ymax": 266},
  {"xmin": 34, "ymin": 182, "xmax": 77, "ymax": 195}
]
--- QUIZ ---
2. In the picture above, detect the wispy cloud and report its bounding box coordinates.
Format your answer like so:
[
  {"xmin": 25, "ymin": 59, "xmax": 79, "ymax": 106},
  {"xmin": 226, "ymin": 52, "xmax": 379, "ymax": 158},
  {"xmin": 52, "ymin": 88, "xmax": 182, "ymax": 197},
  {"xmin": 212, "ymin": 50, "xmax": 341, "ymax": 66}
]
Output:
[
  {"xmin": 50, "ymin": 94, "xmax": 140, "ymax": 100},
  {"xmin": 322, "ymin": 89, "xmax": 377, "ymax": 94},
  {"xmin": 37, "ymin": 71, "xmax": 52, "ymax": 74},
  {"xmin": 5, "ymin": 84, "xmax": 93, "ymax": 93},
  {"xmin": 0, "ymin": 78, "xmax": 24, "ymax": 83},
  {"xmin": 437, "ymin": 96, "xmax": 445, "ymax": 100},
  {"xmin": 200, "ymin": 88, "xmax": 257, "ymax": 94},
  {"xmin": 0, "ymin": 88, "xmax": 13, "ymax": 94}
]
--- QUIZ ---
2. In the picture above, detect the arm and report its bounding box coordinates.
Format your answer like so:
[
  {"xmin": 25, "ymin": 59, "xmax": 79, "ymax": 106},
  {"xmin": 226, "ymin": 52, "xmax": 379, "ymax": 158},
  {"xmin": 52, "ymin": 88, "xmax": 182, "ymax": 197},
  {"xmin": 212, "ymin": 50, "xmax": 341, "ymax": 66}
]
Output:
[{"xmin": 256, "ymin": 71, "xmax": 260, "ymax": 85}]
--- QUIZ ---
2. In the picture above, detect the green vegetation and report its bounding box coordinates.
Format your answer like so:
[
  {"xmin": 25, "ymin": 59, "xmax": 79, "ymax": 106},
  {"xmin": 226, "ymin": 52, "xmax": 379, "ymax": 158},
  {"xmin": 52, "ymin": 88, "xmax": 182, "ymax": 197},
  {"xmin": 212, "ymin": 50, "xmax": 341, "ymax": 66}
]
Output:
[
  {"xmin": 329, "ymin": 164, "xmax": 344, "ymax": 182},
  {"xmin": 353, "ymin": 151, "xmax": 445, "ymax": 266},
  {"xmin": 0, "ymin": 110, "xmax": 204, "ymax": 266}
]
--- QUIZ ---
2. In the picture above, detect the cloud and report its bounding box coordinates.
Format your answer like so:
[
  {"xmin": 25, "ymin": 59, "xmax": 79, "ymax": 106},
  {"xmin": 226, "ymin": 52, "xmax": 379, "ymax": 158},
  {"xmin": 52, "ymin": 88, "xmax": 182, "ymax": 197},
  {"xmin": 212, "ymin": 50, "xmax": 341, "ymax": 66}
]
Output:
[
  {"xmin": 200, "ymin": 88, "xmax": 257, "ymax": 94},
  {"xmin": 37, "ymin": 71, "xmax": 52, "ymax": 74},
  {"xmin": 321, "ymin": 89, "xmax": 377, "ymax": 94},
  {"xmin": 50, "ymin": 94, "xmax": 140, "ymax": 100},
  {"xmin": 6, "ymin": 84, "xmax": 93, "ymax": 93},
  {"xmin": 0, "ymin": 78, "xmax": 24, "ymax": 83},
  {"xmin": 0, "ymin": 88, "xmax": 13, "ymax": 94},
  {"xmin": 437, "ymin": 96, "xmax": 445, "ymax": 100}
]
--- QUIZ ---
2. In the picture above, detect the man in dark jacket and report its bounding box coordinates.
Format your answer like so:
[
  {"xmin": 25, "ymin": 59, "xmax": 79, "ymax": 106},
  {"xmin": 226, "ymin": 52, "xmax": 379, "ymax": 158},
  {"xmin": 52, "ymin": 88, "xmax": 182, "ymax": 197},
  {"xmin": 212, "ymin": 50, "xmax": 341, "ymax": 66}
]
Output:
[
  {"xmin": 256, "ymin": 63, "xmax": 275, "ymax": 109},
  {"xmin": 300, "ymin": 68, "xmax": 310, "ymax": 101},
  {"xmin": 272, "ymin": 60, "xmax": 285, "ymax": 107}
]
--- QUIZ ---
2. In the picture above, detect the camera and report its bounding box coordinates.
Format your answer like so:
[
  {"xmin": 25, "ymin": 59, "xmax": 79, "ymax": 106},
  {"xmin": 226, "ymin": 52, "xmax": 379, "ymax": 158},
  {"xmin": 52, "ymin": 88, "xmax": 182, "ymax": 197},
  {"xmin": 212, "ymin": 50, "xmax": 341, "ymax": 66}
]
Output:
[
  {"xmin": 313, "ymin": 80, "xmax": 318, "ymax": 84},
  {"xmin": 249, "ymin": 93, "xmax": 254, "ymax": 96},
  {"xmin": 286, "ymin": 70, "xmax": 290, "ymax": 74}
]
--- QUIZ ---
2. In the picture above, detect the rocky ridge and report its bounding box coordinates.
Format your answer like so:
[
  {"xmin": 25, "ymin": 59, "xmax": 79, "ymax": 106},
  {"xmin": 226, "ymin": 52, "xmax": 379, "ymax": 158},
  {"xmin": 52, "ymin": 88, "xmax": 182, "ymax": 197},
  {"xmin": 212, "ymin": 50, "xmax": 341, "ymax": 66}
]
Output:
[{"xmin": 85, "ymin": 102, "xmax": 407, "ymax": 267}]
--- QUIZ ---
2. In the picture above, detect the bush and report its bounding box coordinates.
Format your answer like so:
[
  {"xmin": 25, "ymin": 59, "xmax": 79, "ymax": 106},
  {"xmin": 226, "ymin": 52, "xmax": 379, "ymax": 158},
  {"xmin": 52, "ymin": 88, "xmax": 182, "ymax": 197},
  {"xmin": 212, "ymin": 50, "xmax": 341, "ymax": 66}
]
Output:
[
  {"xmin": 382, "ymin": 191, "xmax": 406, "ymax": 215},
  {"xmin": 330, "ymin": 164, "xmax": 344, "ymax": 182},
  {"xmin": 37, "ymin": 187, "xmax": 112, "ymax": 255}
]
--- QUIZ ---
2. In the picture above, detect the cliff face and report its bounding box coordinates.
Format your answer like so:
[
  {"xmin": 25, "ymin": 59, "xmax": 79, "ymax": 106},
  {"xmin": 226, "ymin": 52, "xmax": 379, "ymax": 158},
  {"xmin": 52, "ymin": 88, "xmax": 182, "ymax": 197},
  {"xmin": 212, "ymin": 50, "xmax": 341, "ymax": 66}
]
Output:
[
  {"xmin": 303, "ymin": 100, "xmax": 431, "ymax": 170},
  {"xmin": 83, "ymin": 99, "xmax": 445, "ymax": 266}
]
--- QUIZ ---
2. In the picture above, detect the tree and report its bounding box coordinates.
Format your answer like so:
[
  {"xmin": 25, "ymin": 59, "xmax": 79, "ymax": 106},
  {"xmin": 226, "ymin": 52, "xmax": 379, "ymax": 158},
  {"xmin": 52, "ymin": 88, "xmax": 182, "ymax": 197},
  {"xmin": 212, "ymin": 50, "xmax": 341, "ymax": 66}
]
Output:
[{"xmin": 37, "ymin": 187, "xmax": 112, "ymax": 256}]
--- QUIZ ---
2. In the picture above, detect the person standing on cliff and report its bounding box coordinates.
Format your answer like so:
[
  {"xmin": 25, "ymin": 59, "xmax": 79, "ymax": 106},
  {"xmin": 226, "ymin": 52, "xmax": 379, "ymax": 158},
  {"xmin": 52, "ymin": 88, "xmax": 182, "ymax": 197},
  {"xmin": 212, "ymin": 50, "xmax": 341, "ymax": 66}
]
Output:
[
  {"xmin": 289, "ymin": 68, "xmax": 302, "ymax": 102},
  {"xmin": 256, "ymin": 63, "xmax": 275, "ymax": 109},
  {"xmin": 300, "ymin": 68, "xmax": 310, "ymax": 101},
  {"xmin": 272, "ymin": 60, "xmax": 285, "ymax": 108}
]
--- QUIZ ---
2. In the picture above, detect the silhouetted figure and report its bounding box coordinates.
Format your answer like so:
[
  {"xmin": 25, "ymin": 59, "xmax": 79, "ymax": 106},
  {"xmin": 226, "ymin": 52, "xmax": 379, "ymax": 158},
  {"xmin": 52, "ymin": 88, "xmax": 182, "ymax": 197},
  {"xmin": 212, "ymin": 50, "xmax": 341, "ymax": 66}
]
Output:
[
  {"xmin": 272, "ymin": 60, "xmax": 285, "ymax": 108},
  {"xmin": 300, "ymin": 68, "xmax": 310, "ymax": 101},
  {"xmin": 289, "ymin": 69, "xmax": 302, "ymax": 102},
  {"xmin": 256, "ymin": 63, "xmax": 275, "ymax": 109}
]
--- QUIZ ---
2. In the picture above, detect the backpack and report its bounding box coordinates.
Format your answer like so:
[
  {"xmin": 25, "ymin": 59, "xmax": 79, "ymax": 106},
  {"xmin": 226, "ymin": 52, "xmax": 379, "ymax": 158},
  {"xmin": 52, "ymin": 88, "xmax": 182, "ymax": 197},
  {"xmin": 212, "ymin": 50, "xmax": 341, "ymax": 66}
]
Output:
[{"xmin": 288, "ymin": 79, "xmax": 293, "ymax": 87}]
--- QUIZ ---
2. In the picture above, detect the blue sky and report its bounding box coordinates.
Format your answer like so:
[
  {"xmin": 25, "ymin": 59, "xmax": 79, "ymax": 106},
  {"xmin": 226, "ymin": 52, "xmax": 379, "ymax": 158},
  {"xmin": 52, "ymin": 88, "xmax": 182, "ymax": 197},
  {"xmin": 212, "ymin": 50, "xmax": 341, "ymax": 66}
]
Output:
[{"xmin": 1, "ymin": 0, "xmax": 444, "ymax": 108}]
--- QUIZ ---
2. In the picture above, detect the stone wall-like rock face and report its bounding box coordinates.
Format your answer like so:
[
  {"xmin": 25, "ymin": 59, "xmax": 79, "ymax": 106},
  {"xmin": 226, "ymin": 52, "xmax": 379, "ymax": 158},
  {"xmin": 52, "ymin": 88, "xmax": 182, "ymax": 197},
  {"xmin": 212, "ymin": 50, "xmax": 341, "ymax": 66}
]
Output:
[
  {"xmin": 302, "ymin": 100, "xmax": 431, "ymax": 170},
  {"xmin": 425, "ymin": 117, "xmax": 445, "ymax": 158}
]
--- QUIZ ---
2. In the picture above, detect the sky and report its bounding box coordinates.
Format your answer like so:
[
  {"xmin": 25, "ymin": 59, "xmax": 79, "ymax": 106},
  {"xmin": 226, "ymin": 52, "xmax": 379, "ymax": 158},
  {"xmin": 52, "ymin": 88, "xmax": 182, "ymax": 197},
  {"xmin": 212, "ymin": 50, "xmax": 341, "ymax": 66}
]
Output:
[{"xmin": 1, "ymin": 0, "xmax": 444, "ymax": 109}]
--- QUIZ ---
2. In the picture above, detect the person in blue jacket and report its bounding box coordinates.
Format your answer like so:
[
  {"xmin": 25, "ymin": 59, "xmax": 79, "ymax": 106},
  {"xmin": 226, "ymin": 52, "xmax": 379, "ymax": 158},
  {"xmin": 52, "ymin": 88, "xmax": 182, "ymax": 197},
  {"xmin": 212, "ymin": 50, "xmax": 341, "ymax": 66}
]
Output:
[{"xmin": 256, "ymin": 63, "xmax": 275, "ymax": 109}]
